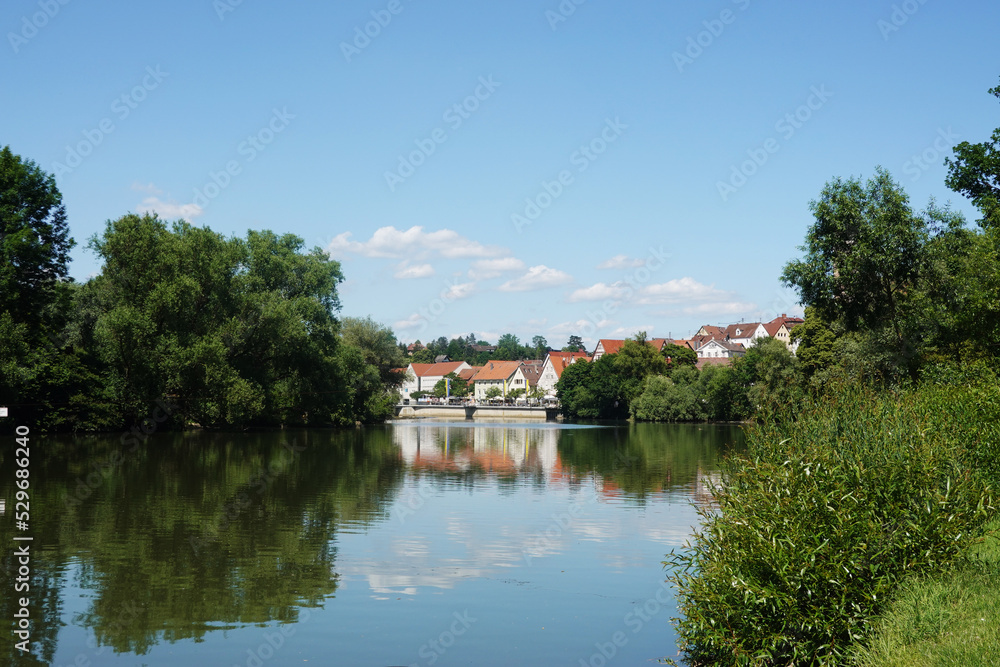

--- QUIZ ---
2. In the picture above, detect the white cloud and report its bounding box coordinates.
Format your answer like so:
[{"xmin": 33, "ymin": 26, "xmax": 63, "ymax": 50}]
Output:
[
  {"xmin": 498, "ymin": 265, "xmax": 573, "ymax": 292},
  {"xmin": 131, "ymin": 182, "xmax": 162, "ymax": 195},
  {"xmin": 137, "ymin": 196, "xmax": 203, "ymax": 220},
  {"xmin": 443, "ymin": 281, "xmax": 476, "ymax": 300},
  {"xmin": 567, "ymin": 282, "xmax": 629, "ymax": 303},
  {"xmin": 636, "ymin": 277, "xmax": 733, "ymax": 305},
  {"xmin": 549, "ymin": 318, "xmax": 617, "ymax": 335},
  {"xmin": 597, "ymin": 254, "xmax": 645, "ymax": 270},
  {"xmin": 394, "ymin": 314, "xmax": 425, "ymax": 331},
  {"xmin": 468, "ymin": 257, "xmax": 525, "ymax": 280},
  {"xmin": 608, "ymin": 324, "xmax": 655, "ymax": 338},
  {"xmin": 394, "ymin": 261, "xmax": 435, "ymax": 279},
  {"xmin": 682, "ymin": 302, "xmax": 758, "ymax": 316},
  {"xmin": 327, "ymin": 226, "xmax": 507, "ymax": 260}
]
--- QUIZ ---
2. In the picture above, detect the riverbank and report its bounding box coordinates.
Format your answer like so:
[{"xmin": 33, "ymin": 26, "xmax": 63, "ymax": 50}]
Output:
[
  {"xmin": 854, "ymin": 519, "xmax": 1000, "ymax": 665},
  {"xmin": 668, "ymin": 379, "xmax": 1000, "ymax": 665}
]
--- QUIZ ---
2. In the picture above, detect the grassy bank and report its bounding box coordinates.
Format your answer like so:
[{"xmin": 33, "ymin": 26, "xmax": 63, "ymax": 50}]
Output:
[
  {"xmin": 854, "ymin": 519, "xmax": 1000, "ymax": 666},
  {"xmin": 667, "ymin": 381, "xmax": 1000, "ymax": 665}
]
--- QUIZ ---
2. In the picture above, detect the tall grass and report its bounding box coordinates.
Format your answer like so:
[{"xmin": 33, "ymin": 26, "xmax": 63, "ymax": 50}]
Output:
[{"xmin": 667, "ymin": 382, "xmax": 1000, "ymax": 665}]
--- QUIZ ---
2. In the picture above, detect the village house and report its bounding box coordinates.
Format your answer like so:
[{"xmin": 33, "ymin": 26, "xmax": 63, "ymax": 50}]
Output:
[
  {"xmin": 400, "ymin": 361, "xmax": 471, "ymax": 400},
  {"xmin": 469, "ymin": 361, "xmax": 530, "ymax": 401},
  {"xmin": 591, "ymin": 338, "xmax": 670, "ymax": 362},
  {"xmin": 538, "ymin": 351, "xmax": 591, "ymax": 396}
]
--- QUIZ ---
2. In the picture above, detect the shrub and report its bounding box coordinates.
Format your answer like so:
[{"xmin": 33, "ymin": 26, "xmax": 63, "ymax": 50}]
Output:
[{"xmin": 668, "ymin": 383, "xmax": 997, "ymax": 665}]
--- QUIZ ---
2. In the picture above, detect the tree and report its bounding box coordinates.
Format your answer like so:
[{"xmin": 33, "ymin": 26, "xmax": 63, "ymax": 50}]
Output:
[
  {"xmin": 781, "ymin": 168, "xmax": 928, "ymax": 375},
  {"xmin": 341, "ymin": 316, "xmax": 407, "ymax": 388},
  {"xmin": 945, "ymin": 77, "xmax": 1000, "ymax": 230},
  {"xmin": 0, "ymin": 145, "xmax": 75, "ymax": 331},
  {"xmin": 484, "ymin": 386, "xmax": 503, "ymax": 401},
  {"xmin": 531, "ymin": 335, "xmax": 548, "ymax": 359},
  {"xmin": 662, "ymin": 343, "xmax": 697, "ymax": 370},
  {"xmin": 495, "ymin": 333, "xmax": 522, "ymax": 360},
  {"xmin": 791, "ymin": 306, "xmax": 838, "ymax": 379},
  {"xmin": 564, "ymin": 335, "xmax": 585, "ymax": 352},
  {"xmin": 80, "ymin": 213, "xmax": 397, "ymax": 428},
  {"xmin": 432, "ymin": 372, "xmax": 467, "ymax": 398}
]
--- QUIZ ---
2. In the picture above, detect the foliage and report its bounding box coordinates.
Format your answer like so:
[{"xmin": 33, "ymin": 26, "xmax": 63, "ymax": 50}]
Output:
[
  {"xmin": 945, "ymin": 77, "xmax": 1000, "ymax": 230},
  {"xmin": 432, "ymin": 372, "xmax": 468, "ymax": 398},
  {"xmin": 662, "ymin": 343, "xmax": 697, "ymax": 370},
  {"xmin": 484, "ymin": 386, "xmax": 503, "ymax": 400},
  {"xmin": 669, "ymin": 382, "xmax": 999, "ymax": 666},
  {"xmin": 0, "ymin": 145, "xmax": 75, "ymax": 332},
  {"xmin": 781, "ymin": 168, "xmax": 929, "ymax": 378}
]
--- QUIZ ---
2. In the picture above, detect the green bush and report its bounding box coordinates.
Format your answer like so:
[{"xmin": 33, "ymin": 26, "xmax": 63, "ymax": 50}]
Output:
[{"xmin": 668, "ymin": 383, "xmax": 998, "ymax": 665}]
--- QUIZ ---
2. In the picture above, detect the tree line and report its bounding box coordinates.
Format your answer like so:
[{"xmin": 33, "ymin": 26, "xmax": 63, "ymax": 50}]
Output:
[
  {"xmin": 559, "ymin": 78, "xmax": 1000, "ymax": 422},
  {"xmin": 0, "ymin": 146, "xmax": 407, "ymax": 432}
]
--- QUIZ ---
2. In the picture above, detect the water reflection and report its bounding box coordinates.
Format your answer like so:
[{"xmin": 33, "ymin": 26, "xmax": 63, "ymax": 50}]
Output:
[{"xmin": 0, "ymin": 421, "xmax": 740, "ymax": 665}]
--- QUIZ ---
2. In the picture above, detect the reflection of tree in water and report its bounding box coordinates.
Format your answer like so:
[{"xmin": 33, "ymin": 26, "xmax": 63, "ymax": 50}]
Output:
[
  {"xmin": 556, "ymin": 422, "xmax": 744, "ymax": 501},
  {"xmin": 0, "ymin": 427, "xmax": 404, "ymax": 658},
  {"xmin": 0, "ymin": 551, "xmax": 63, "ymax": 666}
]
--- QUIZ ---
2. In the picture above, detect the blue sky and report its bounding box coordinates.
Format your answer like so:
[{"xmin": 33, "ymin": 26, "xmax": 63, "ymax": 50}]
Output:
[{"xmin": 4, "ymin": 0, "xmax": 999, "ymax": 347}]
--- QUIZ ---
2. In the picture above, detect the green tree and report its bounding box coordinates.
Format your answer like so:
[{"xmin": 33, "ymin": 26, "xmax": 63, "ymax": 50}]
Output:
[
  {"xmin": 484, "ymin": 386, "xmax": 503, "ymax": 401},
  {"xmin": 791, "ymin": 306, "xmax": 838, "ymax": 378},
  {"xmin": 945, "ymin": 77, "xmax": 1000, "ymax": 229},
  {"xmin": 564, "ymin": 335, "xmax": 585, "ymax": 352},
  {"xmin": 432, "ymin": 372, "xmax": 468, "ymax": 398},
  {"xmin": 0, "ymin": 145, "xmax": 75, "ymax": 331},
  {"xmin": 341, "ymin": 316, "xmax": 407, "ymax": 388},
  {"xmin": 781, "ymin": 168, "xmax": 929, "ymax": 377},
  {"xmin": 662, "ymin": 343, "xmax": 697, "ymax": 371},
  {"xmin": 531, "ymin": 335, "xmax": 548, "ymax": 359},
  {"xmin": 81, "ymin": 214, "xmax": 392, "ymax": 428},
  {"xmin": 495, "ymin": 333, "xmax": 522, "ymax": 360}
]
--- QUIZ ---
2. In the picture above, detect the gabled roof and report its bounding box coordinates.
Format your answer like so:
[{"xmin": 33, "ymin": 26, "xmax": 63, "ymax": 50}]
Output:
[
  {"xmin": 457, "ymin": 367, "xmax": 481, "ymax": 381},
  {"xmin": 470, "ymin": 360, "xmax": 523, "ymax": 382},
  {"xmin": 409, "ymin": 361, "xmax": 467, "ymax": 377},
  {"xmin": 697, "ymin": 338, "xmax": 745, "ymax": 352},
  {"xmin": 545, "ymin": 352, "xmax": 592, "ymax": 380},
  {"xmin": 762, "ymin": 320, "xmax": 785, "ymax": 337},
  {"xmin": 520, "ymin": 365, "xmax": 543, "ymax": 387},
  {"xmin": 594, "ymin": 338, "xmax": 669, "ymax": 357}
]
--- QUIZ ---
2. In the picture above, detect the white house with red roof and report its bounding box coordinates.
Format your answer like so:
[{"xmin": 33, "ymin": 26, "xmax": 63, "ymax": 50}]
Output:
[
  {"xmin": 538, "ymin": 351, "xmax": 591, "ymax": 396},
  {"xmin": 469, "ymin": 361, "xmax": 529, "ymax": 401},
  {"xmin": 401, "ymin": 361, "xmax": 472, "ymax": 400}
]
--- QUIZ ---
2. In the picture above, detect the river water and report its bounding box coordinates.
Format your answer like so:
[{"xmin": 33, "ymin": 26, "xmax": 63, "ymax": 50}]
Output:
[{"xmin": 0, "ymin": 420, "xmax": 742, "ymax": 666}]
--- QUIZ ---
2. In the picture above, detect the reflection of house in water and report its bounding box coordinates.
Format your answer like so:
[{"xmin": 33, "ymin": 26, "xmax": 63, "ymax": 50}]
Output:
[
  {"xmin": 692, "ymin": 466, "xmax": 722, "ymax": 507},
  {"xmin": 394, "ymin": 424, "xmax": 561, "ymax": 478}
]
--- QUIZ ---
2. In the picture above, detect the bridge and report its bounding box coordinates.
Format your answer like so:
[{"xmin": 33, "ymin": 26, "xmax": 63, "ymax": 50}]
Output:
[{"xmin": 393, "ymin": 403, "xmax": 562, "ymax": 421}]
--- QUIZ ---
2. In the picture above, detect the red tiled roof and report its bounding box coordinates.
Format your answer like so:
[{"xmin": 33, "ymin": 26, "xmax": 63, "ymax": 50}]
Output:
[
  {"xmin": 594, "ymin": 339, "xmax": 669, "ymax": 356},
  {"xmin": 409, "ymin": 361, "xmax": 467, "ymax": 377},
  {"xmin": 457, "ymin": 367, "xmax": 481, "ymax": 381},
  {"xmin": 470, "ymin": 361, "xmax": 523, "ymax": 382}
]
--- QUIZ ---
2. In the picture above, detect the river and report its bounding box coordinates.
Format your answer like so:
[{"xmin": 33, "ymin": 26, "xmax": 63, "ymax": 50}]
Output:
[{"xmin": 0, "ymin": 420, "xmax": 743, "ymax": 666}]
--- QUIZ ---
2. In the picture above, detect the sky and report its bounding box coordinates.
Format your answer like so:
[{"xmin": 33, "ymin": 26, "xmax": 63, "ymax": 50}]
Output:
[{"xmin": 4, "ymin": 0, "xmax": 999, "ymax": 348}]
